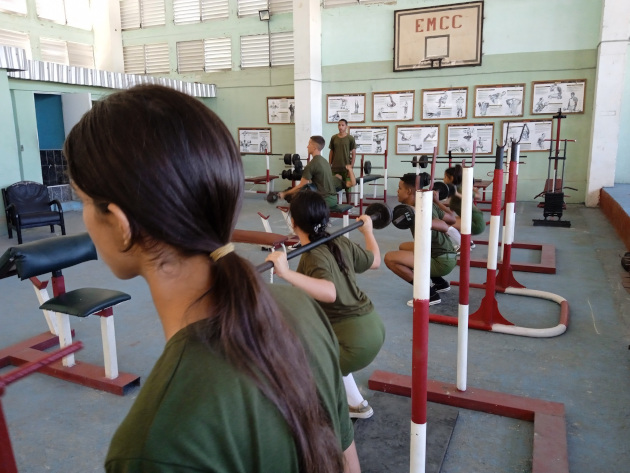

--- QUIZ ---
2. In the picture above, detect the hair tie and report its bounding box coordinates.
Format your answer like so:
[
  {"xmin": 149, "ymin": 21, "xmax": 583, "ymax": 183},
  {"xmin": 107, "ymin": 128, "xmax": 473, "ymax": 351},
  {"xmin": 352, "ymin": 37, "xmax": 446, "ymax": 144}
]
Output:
[
  {"xmin": 313, "ymin": 223, "xmax": 322, "ymax": 233},
  {"xmin": 210, "ymin": 243, "xmax": 234, "ymax": 262}
]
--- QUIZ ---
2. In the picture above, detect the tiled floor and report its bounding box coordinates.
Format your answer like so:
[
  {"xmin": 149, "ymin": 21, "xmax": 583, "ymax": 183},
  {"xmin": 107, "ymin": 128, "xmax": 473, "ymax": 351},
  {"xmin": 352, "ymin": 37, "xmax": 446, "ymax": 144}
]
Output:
[{"xmin": 1, "ymin": 194, "xmax": 629, "ymax": 472}]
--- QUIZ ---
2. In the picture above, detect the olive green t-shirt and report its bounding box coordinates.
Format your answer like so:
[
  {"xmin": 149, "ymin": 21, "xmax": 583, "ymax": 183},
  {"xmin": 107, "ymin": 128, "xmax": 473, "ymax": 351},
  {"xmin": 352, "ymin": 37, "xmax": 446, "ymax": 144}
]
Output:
[
  {"xmin": 329, "ymin": 134, "xmax": 356, "ymax": 173},
  {"xmin": 105, "ymin": 285, "xmax": 353, "ymax": 473},
  {"xmin": 296, "ymin": 236, "xmax": 374, "ymax": 322},
  {"xmin": 301, "ymin": 154, "xmax": 338, "ymax": 198},
  {"xmin": 410, "ymin": 203, "xmax": 456, "ymax": 258}
]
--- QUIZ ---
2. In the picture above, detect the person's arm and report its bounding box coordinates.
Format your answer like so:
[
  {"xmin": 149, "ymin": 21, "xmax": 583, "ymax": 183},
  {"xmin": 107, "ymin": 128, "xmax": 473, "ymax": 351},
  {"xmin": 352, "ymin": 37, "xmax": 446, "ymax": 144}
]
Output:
[
  {"xmin": 431, "ymin": 218, "xmax": 450, "ymax": 233},
  {"xmin": 350, "ymin": 148, "xmax": 356, "ymax": 168},
  {"xmin": 343, "ymin": 441, "xmax": 361, "ymax": 473},
  {"xmin": 279, "ymin": 177, "xmax": 310, "ymax": 200},
  {"xmin": 433, "ymin": 191, "xmax": 456, "ymax": 223},
  {"xmin": 265, "ymin": 251, "xmax": 336, "ymax": 303},
  {"xmin": 345, "ymin": 164, "xmax": 356, "ymax": 188},
  {"xmin": 356, "ymin": 214, "xmax": 380, "ymax": 269}
]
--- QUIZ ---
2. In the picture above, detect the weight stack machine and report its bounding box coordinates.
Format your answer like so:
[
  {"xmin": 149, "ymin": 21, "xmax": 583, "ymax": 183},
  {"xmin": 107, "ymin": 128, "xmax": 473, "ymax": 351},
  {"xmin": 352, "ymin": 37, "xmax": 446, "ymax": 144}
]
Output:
[{"xmin": 533, "ymin": 110, "xmax": 575, "ymax": 228}]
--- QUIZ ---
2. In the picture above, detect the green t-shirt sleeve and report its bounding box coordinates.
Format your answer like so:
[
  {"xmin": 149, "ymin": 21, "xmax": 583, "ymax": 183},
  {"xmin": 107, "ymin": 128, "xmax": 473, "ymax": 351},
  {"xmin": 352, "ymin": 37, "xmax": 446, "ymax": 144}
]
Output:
[
  {"xmin": 349, "ymin": 135, "xmax": 356, "ymax": 151},
  {"xmin": 348, "ymin": 239, "xmax": 374, "ymax": 274},
  {"xmin": 301, "ymin": 160, "xmax": 314, "ymax": 181}
]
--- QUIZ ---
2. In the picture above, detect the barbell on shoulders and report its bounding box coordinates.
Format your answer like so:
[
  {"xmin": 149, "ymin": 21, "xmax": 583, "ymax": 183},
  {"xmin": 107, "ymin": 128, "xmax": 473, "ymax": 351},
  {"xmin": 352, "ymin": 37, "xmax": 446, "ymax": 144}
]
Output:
[{"xmin": 257, "ymin": 202, "xmax": 393, "ymax": 273}]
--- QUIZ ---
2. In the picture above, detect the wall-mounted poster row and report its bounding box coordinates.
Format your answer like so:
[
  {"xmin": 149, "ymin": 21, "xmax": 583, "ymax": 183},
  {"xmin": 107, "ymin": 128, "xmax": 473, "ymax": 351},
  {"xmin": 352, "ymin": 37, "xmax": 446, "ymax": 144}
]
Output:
[
  {"xmin": 531, "ymin": 79, "xmax": 586, "ymax": 115},
  {"xmin": 502, "ymin": 119, "xmax": 553, "ymax": 151},
  {"xmin": 474, "ymin": 83, "xmax": 525, "ymax": 118},
  {"xmin": 327, "ymin": 93, "xmax": 366, "ymax": 123},
  {"xmin": 396, "ymin": 125, "xmax": 439, "ymax": 155},
  {"xmin": 349, "ymin": 126, "xmax": 388, "ymax": 155},
  {"xmin": 267, "ymin": 97, "xmax": 295, "ymax": 124},
  {"xmin": 446, "ymin": 123, "xmax": 494, "ymax": 155},
  {"xmin": 421, "ymin": 87, "xmax": 468, "ymax": 120},
  {"xmin": 372, "ymin": 91, "xmax": 415, "ymax": 122},
  {"xmin": 239, "ymin": 128, "xmax": 271, "ymax": 154}
]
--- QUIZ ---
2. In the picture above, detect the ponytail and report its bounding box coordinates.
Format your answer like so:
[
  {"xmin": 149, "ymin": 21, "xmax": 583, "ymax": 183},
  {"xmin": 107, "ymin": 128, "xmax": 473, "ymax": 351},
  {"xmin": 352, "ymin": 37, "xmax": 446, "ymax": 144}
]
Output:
[
  {"xmin": 309, "ymin": 227, "xmax": 349, "ymax": 275},
  {"xmin": 196, "ymin": 252, "xmax": 345, "ymax": 473}
]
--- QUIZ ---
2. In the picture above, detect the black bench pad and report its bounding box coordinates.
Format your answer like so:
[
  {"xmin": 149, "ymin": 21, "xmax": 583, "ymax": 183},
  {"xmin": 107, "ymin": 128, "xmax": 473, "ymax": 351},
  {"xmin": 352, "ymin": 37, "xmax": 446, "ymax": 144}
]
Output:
[{"xmin": 39, "ymin": 288, "xmax": 131, "ymax": 318}]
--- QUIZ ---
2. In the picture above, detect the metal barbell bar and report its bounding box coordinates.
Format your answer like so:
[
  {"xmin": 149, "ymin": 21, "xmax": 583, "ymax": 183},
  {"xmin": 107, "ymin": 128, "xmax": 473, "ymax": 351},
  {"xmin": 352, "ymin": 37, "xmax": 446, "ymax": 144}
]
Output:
[{"xmin": 256, "ymin": 202, "xmax": 393, "ymax": 273}]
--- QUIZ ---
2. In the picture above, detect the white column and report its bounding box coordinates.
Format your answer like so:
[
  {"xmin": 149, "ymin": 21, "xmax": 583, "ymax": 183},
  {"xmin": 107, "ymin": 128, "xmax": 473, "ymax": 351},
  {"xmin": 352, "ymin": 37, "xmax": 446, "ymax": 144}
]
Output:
[
  {"xmin": 91, "ymin": 0, "xmax": 124, "ymax": 73},
  {"xmin": 585, "ymin": 0, "xmax": 630, "ymax": 207},
  {"xmin": 293, "ymin": 0, "xmax": 322, "ymax": 153}
]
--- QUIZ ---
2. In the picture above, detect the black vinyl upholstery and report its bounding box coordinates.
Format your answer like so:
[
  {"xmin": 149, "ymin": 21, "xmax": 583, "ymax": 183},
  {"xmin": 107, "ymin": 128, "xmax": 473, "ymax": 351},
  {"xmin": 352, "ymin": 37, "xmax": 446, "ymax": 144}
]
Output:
[
  {"xmin": 2, "ymin": 181, "xmax": 66, "ymax": 244},
  {"xmin": 0, "ymin": 232, "xmax": 96, "ymax": 280}
]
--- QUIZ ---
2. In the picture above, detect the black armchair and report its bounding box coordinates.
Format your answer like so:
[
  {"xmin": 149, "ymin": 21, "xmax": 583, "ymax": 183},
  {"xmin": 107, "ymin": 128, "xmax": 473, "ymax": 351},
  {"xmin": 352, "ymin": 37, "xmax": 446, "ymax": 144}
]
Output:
[{"xmin": 2, "ymin": 181, "xmax": 66, "ymax": 244}]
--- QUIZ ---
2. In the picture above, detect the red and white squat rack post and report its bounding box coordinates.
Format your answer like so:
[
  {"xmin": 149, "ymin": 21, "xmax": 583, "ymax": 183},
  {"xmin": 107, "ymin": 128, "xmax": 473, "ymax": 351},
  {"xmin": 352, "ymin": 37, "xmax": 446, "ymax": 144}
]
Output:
[{"xmin": 409, "ymin": 147, "xmax": 438, "ymax": 473}]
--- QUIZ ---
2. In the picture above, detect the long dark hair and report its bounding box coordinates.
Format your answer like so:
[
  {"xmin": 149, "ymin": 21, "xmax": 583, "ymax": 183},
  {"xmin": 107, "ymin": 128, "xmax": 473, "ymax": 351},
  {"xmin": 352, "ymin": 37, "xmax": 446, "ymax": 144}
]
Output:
[
  {"xmin": 290, "ymin": 191, "xmax": 348, "ymax": 275},
  {"xmin": 445, "ymin": 164, "xmax": 463, "ymax": 186},
  {"xmin": 64, "ymin": 85, "xmax": 343, "ymax": 472}
]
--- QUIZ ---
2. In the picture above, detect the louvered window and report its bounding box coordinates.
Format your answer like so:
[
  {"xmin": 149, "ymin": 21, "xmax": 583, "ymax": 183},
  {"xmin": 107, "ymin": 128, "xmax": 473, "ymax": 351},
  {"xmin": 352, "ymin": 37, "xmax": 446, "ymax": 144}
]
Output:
[
  {"xmin": 323, "ymin": 0, "xmax": 357, "ymax": 8},
  {"xmin": 0, "ymin": 0, "xmax": 27, "ymax": 15},
  {"xmin": 145, "ymin": 43, "xmax": 169, "ymax": 73},
  {"xmin": 142, "ymin": 0, "xmax": 165, "ymax": 27},
  {"xmin": 120, "ymin": 0, "xmax": 165, "ymax": 30},
  {"xmin": 270, "ymin": 31, "xmax": 292, "ymax": 66},
  {"xmin": 241, "ymin": 32, "xmax": 293, "ymax": 68},
  {"xmin": 0, "ymin": 28, "xmax": 31, "ymax": 58},
  {"xmin": 123, "ymin": 43, "xmax": 169, "ymax": 73},
  {"xmin": 67, "ymin": 41, "xmax": 95, "ymax": 68},
  {"xmin": 177, "ymin": 40, "xmax": 203, "ymax": 72},
  {"xmin": 35, "ymin": 0, "xmax": 91, "ymax": 29},
  {"xmin": 36, "ymin": 0, "xmax": 65, "ymax": 24},
  {"xmin": 40, "ymin": 38, "xmax": 70, "ymax": 65},
  {"xmin": 204, "ymin": 37, "xmax": 231, "ymax": 71},
  {"xmin": 123, "ymin": 44, "xmax": 145, "ymax": 73},
  {"xmin": 269, "ymin": 0, "xmax": 291, "ymax": 14},
  {"xmin": 174, "ymin": 0, "xmax": 228, "ymax": 24},
  {"xmin": 65, "ymin": 0, "xmax": 92, "ymax": 29},
  {"xmin": 237, "ymin": 0, "xmax": 267, "ymax": 18}
]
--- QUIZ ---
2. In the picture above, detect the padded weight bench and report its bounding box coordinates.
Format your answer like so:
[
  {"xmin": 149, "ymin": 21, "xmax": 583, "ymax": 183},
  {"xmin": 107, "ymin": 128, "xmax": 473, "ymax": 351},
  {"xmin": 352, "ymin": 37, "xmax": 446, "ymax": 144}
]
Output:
[{"xmin": 0, "ymin": 233, "xmax": 140, "ymax": 395}]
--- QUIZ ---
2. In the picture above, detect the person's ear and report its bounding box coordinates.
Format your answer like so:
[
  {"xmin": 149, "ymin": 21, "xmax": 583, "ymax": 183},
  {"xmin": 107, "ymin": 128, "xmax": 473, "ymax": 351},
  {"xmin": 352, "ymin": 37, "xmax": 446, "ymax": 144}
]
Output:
[{"xmin": 106, "ymin": 203, "xmax": 132, "ymax": 248}]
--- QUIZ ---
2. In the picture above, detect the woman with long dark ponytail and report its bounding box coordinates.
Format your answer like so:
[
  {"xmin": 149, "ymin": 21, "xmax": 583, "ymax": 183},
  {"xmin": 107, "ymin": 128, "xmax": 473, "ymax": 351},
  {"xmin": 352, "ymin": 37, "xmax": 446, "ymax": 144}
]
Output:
[
  {"xmin": 64, "ymin": 85, "xmax": 359, "ymax": 472},
  {"xmin": 266, "ymin": 191, "xmax": 385, "ymax": 419}
]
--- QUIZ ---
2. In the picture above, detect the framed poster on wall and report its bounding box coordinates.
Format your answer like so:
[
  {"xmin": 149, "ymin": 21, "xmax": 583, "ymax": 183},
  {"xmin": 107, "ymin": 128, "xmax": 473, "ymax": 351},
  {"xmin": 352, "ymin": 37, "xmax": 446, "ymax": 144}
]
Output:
[
  {"xmin": 238, "ymin": 128, "xmax": 271, "ymax": 154},
  {"xmin": 349, "ymin": 126, "xmax": 388, "ymax": 155},
  {"xmin": 396, "ymin": 125, "xmax": 439, "ymax": 155},
  {"xmin": 446, "ymin": 123, "xmax": 493, "ymax": 155},
  {"xmin": 394, "ymin": 1, "xmax": 484, "ymax": 72},
  {"xmin": 267, "ymin": 97, "xmax": 295, "ymax": 124},
  {"xmin": 474, "ymin": 84, "xmax": 525, "ymax": 117},
  {"xmin": 421, "ymin": 87, "xmax": 468, "ymax": 120},
  {"xmin": 372, "ymin": 91, "xmax": 415, "ymax": 121},
  {"xmin": 501, "ymin": 119, "xmax": 553, "ymax": 152},
  {"xmin": 327, "ymin": 94, "xmax": 366, "ymax": 123},
  {"xmin": 531, "ymin": 79, "xmax": 586, "ymax": 115}
]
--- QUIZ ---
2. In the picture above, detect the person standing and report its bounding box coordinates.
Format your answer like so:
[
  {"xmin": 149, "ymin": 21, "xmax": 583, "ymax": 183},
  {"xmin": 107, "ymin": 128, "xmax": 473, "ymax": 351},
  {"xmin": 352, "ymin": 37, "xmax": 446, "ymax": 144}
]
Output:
[{"xmin": 329, "ymin": 119, "xmax": 356, "ymax": 188}]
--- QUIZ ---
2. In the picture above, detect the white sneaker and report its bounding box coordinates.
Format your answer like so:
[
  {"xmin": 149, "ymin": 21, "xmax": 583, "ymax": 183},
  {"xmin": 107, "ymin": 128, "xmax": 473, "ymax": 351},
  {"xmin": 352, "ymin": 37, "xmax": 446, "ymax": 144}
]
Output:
[{"xmin": 349, "ymin": 400, "xmax": 374, "ymax": 419}]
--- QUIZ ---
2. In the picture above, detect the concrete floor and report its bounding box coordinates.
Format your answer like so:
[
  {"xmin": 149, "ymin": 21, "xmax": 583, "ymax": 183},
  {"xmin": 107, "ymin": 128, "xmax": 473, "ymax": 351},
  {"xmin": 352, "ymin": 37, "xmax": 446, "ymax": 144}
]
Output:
[{"xmin": 1, "ymin": 194, "xmax": 629, "ymax": 472}]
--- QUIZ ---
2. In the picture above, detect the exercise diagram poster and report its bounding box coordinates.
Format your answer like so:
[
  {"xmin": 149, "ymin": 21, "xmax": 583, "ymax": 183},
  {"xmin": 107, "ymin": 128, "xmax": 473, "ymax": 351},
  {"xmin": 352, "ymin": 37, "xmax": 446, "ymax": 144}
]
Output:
[
  {"xmin": 446, "ymin": 123, "xmax": 493, "ymax": 155},
  {"xmin": 349, "ymin": 127, "xmax": 388, "ymax": 155},
  {"xmin": 267, "ymin": 97, "xmax": 295, "ymax": 124},
  {"xmin": 396, "ymin": 125, "xmax": 439, "ymax": 155},
  {"xmin": 327, "ymin": 94, "xmax": 366, "ymax": 123},
  {"xmin": 238, "ymin": 128, "xmax": 271, "ymax": 154},
  {"xmin": 474, "ymin": 84, "xmax": 525, "ymax": 117},
  {"xmin": 502, "ymin": 120, "xmax": 552, "ymax": 152},
  {"xmin": 422, "ymin": 87, "xmax": 468, "ymax": 120},
  {"xmin": 531, "ymin": 80, "xmax": 586, "ymax": 115},
  {"xmin": 372, "ymin": 91, "xmax": 415, "ymax": 121}
]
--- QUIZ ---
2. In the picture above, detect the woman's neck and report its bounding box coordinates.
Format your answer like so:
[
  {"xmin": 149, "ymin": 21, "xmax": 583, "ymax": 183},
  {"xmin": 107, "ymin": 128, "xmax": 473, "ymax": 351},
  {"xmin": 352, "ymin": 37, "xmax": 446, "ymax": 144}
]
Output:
[{"xmin": 142, "ymin": 252, "xmax": 214, "ymax": 341}]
